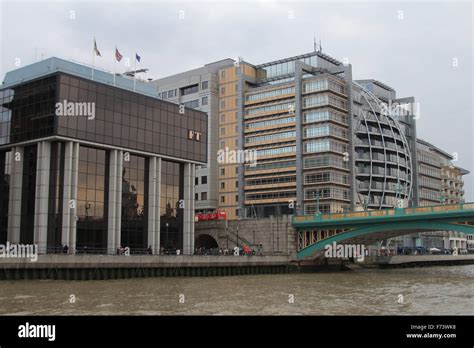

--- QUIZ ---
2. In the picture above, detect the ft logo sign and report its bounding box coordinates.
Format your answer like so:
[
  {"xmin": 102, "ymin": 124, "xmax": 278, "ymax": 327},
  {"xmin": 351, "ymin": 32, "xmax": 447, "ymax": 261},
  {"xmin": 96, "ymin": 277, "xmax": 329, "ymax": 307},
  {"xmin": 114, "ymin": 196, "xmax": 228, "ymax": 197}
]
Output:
[{"xmin": 188, "ymin": 130, "xmax": 202, "ymax": 141}]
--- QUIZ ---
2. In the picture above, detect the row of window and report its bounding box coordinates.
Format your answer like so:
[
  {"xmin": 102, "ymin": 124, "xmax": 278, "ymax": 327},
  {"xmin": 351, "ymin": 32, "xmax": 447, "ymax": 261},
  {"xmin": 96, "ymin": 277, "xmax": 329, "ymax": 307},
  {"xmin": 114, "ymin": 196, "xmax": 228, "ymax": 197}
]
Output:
[
  {"xmin": 245, "ymin": 160, "xmax": 296, "ymax": 171},
  {"xmin": 246, "ymin": 131, "xmax": 296, "ymax": 144},
  {"xmin": 303, "ymin": 109, "xmax": 347, "ymax": 125},
  {"xmin": 303, "ymin": 94, "xmax": 347, "ymax": 110},
  {"xmin": 304, "ymin": 187, "xmax": 350, "ymax": 200},
  {"xmin": 417, "ymin": 150, "xmax": 442, "ymax": 167},
  {"xmin": 245, "ymin": 116, "xmax": 295, "ymax": 130},
  {"xmin": 245, "ymin": 101, "xmax": 294, "ymax": 116},
  {"xmin": 195, "ymin": 176, "xmax": 208, "ymax": 185},
  {"xmin": 195, "ymin": 192, "xmax": 207, "ymax": 201},
  {"xmin": 304, "ymin": 171, "xmax": 349, "ymax": 185},
  {"xmin": 219, "ymin": 195, "xmax": 239, "ymax": 204},
  {"xmin": 183, "ymin": 100, "xmax": 200, "ymax": 109},
  {"xmin": 303, "ymin": 124, "xmax": 348, "ymax": 140},
  {"xmin": 245, "ymin": 86, "xmax": 295, "ymax": 102},
  {"xmin": 303, "ymin": 139, "xmax": 347, "ymax": 154},
  {"xmin": 303, "ymin": 155, "xmax": 349, "ymax": 170},
  {"xmin": 245, "ymin": 190, "xmax": 296, "ymax": 201},
  {"xmin": 355, "ymin": 138, "xmax": 407, "ymax": 152},
  {"xmin": 160, "ymin": 81, "xmax": 209, "ymax": 100},
  {"xmin": 355, "ymin": 151, "xmax": 409, "ymax": 166},
  {"xmin": 418, "ymin": 163, "xmax": 442, "ymax": 179},
  {"xmin": 245, "ymin": 175, "xmax": 296, "ymax": 186},
  {"xmin": 256, "ymin": 146, "xmax": 296, "ymax": 157},
  {"xmin": 357, "ymin": 165, "xmax": 409, "ymax": 178},
  {"xmin": 357, "ymin": 180, "xmax": 410, "ymax": 192}
]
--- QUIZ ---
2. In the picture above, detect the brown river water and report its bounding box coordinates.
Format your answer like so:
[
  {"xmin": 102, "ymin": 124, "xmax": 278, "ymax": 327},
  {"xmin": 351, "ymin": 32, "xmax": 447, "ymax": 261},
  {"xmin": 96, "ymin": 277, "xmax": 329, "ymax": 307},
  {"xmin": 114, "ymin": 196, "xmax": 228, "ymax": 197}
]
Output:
[{"xmin": 0, "ymin": 265, "xmax": 472, "ymax": 315}]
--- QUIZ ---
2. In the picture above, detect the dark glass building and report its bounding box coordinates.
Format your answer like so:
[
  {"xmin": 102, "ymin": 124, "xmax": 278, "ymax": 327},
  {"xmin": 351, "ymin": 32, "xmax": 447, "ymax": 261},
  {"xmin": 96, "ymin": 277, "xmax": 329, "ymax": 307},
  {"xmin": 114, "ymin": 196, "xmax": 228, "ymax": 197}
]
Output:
[{"xmin": 0, "ymin": 57, "xmax": 207, "ymax": 254}]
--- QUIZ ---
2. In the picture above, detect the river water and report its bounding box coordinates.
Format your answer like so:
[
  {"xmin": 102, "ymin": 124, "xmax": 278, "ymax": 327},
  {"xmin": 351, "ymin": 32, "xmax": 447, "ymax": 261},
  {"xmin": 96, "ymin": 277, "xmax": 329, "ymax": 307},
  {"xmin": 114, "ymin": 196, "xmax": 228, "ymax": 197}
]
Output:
[{"xmin": 0, "ymin": 265, "xmax": 472, "ymax": 315}]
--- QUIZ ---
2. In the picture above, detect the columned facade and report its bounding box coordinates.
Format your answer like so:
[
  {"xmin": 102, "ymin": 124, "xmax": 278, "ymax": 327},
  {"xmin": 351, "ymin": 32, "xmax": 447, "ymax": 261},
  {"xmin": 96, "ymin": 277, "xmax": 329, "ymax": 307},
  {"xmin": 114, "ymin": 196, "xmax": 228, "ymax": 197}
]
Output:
[
  {"xmin": 147, "ymin": 156, "xmax": 162, "ymax": 255},
  {"xmin": 183, "ymin": 162, "xmax": 195, "ymax": 255},
  {"xmin": 7, "ymin": 146, "xmax": 23, "ymax": 243},
  {"xmin": 33, "ymin": 141, "xmax": 51, "ymax": 253},
  {"xmin": 0, "ymin": 58, "xmax": 207, "ymax": 255}
]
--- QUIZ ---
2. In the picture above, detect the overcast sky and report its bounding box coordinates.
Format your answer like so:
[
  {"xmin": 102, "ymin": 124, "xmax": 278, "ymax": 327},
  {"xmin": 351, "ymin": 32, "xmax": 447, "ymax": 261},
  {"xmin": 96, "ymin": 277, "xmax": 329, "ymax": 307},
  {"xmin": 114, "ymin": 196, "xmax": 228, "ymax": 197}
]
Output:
[{"xmin": 1, "ymin": 0, "xmax": 473, "ymax": 200}]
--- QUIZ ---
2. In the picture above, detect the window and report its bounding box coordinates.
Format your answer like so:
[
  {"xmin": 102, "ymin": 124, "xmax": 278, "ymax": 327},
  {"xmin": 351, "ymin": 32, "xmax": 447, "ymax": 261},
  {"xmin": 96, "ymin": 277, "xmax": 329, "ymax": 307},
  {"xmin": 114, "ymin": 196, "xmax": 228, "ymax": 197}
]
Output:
[
  {"xmin": 220, "ymin": 114, "xmax": 225, "ymax": 123},
  {"xmin": 220, "ymin": 168, "xmax": 225, "ymax": 176},
  {"xmin": 220, "ymin": 127, "xmax": 225, "ymax": 136},
  {"xmin": 235, "ymin": 84, "xmax": 239, "ymax": 92},
  {"xmin": 201, "ymin": 192, "xmax": 207, "ymax": 200},
  {"xmin": 221, "ymin": 182, "xmax": 225, "ymax": 189},
  {"xmin": 220, "ymin": 196, "xmax": 225, "ymax": 203},
  {"xmin": 220, "ymin": 101, "xmax": 225, "ymax": 109},
  {"xmin": 162, "ymin": 91, "xmax": 168, "ymax": 99},
  {"xmin": 202, "ymin": 96, "xmax": 208, "ymax": 106},
  {"xmin": 235, "ymin": 195, "xmax": 238, "ymax": 202},
  {"xmin": 180, "ymin": 84, "xmax": 199, "ymax": 96},
  {"xmin": 195, "ymin": 177, "xmax": 198, "ymax": 185},
  {"xmin": 201, "ymin": 81, "xmax": 208, "ymax": 90},
  {"xmin": 235, "ymin": 167, "xmax": 238, "ymax": 174},
  {"xmin": 221, "ymin": 87, "xmax": 226, "ymax": 95},
  {"xmin": 235, "ymin": 180, "xmax": 238, "ymax": 188},
  {"xmin": 245, "ymin": 86, "xmax": 295, "ymax": 102},
  {"xmin": 220, "ymin": 71, "xmax": 226, "ymax": 79},
  {"xmin": 77, "ymin": 147, "xmax": 108, "ymax": 252},
  {"xmin": 195, "ymin": 193, "xmax": 198, "ymax": 201},
  {"xmin": 201, "ymin": 176, "xmax": 207, "ymax": 184},
  {"xmin": 183, "ymin": 100, "xmax": 199, "ymax": 108}
]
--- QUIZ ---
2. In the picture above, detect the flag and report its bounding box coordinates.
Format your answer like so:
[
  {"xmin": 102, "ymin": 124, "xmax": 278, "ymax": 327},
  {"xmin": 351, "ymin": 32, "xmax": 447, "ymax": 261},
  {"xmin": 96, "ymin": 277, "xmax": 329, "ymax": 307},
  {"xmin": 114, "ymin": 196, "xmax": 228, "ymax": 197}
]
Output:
[
  {"xmin": 115, "ymin": 47, "xmax": 123, "ymax": 62},
  {"xmin": 136, "ymin": 53, "xmax": 141, "ymax": 63},
  {"xmin": 94, "ymin": 38, "xmax": 101, "ymax": 57}
]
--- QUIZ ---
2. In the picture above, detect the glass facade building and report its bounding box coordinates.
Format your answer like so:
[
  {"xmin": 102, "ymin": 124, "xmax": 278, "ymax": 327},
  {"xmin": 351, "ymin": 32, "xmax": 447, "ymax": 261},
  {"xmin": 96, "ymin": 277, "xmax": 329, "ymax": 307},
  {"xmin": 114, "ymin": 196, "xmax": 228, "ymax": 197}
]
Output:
[{"xmin": 0, "ymin": 57, "xmax": 206, "ymax": 254}]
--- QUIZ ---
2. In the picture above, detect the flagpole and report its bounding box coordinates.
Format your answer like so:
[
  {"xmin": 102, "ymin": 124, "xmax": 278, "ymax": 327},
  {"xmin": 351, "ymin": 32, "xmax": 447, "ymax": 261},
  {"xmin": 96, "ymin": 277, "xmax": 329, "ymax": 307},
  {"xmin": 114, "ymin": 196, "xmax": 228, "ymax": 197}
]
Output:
[
  {"xmin": 92, "ymin": 38, "xmax": 95, "ymax": 81},
  {"xmin": 114, "ymin": 46, "xmax": 116, "ymax": 87},
  {"xmin": 133, "ymin": 54, "xmax": 137, "ymax": 92}
]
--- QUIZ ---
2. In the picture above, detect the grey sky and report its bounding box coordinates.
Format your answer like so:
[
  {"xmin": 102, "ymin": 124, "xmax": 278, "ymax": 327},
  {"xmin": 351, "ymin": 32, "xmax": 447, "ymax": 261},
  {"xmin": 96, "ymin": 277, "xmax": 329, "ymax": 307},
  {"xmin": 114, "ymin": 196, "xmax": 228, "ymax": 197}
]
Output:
[{"xmin": 1, "ymin": 0, "xmax": 472, "ymax": 200}]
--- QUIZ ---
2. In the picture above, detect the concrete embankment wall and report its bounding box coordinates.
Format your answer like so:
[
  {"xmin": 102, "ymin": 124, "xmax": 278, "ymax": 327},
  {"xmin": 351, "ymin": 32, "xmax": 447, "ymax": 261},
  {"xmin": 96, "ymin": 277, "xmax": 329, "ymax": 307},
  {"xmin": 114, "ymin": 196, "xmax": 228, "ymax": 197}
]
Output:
[
  {"xmin": 195, "ymin": 215, "xmax": 297, "ymax": 257},
  {"xmin": 0, "ymin": 255, "xmax": 293, "ymax": 280},
  {"xmin": 359, "ymin": 254, "xmax": 474, "ymax": 268}
]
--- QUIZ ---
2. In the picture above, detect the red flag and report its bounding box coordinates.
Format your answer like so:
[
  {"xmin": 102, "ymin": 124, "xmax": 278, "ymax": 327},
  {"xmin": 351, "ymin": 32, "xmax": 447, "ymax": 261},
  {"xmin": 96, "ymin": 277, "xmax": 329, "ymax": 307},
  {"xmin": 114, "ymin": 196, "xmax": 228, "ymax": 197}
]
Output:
[{"xmin": 115, "ymin": 47, "xmax": 123, "ymax": 62}]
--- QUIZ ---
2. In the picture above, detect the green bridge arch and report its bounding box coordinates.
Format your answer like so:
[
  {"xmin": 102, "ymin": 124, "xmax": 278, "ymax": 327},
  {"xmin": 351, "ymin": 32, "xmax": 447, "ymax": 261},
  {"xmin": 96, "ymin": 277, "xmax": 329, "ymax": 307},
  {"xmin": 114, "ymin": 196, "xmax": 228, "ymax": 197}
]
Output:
[{"xmin": 297, "ymin": 221, "xmax": 474, "ymax": 260}]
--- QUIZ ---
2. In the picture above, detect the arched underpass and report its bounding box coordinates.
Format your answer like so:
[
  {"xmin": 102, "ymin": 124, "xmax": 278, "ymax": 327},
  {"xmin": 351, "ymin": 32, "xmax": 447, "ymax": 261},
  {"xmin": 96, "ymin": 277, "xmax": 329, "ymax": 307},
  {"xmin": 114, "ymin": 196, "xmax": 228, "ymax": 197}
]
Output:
[{"xmin": 195, "ymin": 234, "xmax": 219, "ymax": 250}]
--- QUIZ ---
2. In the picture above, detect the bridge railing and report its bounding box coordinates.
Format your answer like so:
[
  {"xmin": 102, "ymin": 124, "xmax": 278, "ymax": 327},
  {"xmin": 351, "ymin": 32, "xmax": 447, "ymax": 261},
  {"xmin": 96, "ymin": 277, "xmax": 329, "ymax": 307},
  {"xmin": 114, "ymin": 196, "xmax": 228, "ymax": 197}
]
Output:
[{"xmin": 293, "ymin": 202, "xmax": 474, "ymax": 223}]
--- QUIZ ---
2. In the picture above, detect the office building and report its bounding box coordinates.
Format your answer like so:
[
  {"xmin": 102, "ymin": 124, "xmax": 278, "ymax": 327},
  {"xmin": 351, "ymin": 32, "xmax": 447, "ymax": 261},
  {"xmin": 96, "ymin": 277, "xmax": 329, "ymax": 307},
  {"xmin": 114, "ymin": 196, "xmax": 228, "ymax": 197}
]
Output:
[{"xmin": 0, "ymin": 57, "xmax": 207, "ymax": 254}]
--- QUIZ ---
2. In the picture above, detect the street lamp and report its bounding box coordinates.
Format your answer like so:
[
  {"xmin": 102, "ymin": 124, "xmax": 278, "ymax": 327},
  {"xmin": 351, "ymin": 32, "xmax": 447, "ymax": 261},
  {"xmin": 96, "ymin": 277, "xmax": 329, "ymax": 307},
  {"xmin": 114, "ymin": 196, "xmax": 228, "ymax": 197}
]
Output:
[
  {"xmin": 439, "ymin": 193, "xmax": 447, "ymax": 205},
  {"xmin": 395, "ymin": 181, "xmax": 406, "ymax": 208},
  {"xmin": 315, "ymin": 191, "xmax": 321, "ymax": 216},
  {"xmin": 236, "ymin": 226, "xmax": 239, "ymax": 247}
]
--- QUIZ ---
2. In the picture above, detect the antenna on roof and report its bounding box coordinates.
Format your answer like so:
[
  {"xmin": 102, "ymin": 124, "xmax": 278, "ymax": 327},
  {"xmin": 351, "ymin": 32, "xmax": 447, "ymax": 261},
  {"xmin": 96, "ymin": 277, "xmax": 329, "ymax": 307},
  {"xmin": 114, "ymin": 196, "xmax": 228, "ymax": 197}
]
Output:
[{"xmin": 313, "ymin": 35, "xmax": 322, "ymax": 53}]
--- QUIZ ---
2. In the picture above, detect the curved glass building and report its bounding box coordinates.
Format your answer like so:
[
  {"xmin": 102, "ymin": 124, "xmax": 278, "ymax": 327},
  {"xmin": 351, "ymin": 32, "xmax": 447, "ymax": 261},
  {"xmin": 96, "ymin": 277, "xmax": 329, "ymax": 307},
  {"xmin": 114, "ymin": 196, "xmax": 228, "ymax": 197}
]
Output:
[{"xmin": 353, "ymin": 82, "xmax": 413, "ymax": 209}]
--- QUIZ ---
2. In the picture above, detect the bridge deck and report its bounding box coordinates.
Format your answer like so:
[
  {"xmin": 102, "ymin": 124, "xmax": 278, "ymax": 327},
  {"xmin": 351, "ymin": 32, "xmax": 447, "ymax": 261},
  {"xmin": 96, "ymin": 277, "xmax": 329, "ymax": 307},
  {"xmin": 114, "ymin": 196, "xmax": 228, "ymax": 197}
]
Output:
[{"xmin": 293, "ymin": 203, "xmax": 474, "ymax": 228}]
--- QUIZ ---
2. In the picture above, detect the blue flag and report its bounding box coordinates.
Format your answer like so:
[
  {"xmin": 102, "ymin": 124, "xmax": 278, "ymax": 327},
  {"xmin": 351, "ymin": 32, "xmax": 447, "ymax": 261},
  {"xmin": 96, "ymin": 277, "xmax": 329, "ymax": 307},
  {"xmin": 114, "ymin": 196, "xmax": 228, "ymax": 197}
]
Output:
[{"xmin": 136, "ymin": 53, "xmax": 141, "ymax": 63}]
